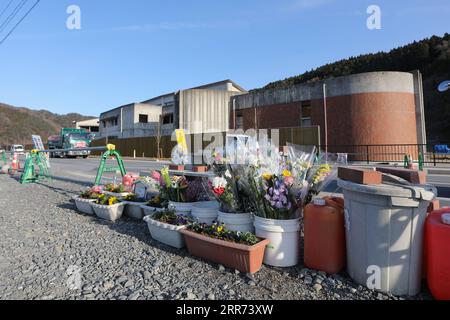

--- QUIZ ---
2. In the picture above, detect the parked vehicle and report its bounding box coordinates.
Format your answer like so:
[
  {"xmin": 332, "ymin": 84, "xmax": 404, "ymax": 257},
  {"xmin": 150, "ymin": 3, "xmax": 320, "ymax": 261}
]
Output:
[
  {"xmin": 48, "ymin": 128, "xmax": 92, "ymax": 158},
  {"xmin": 10, "ymin": 144, "xmax": 25, "ymax": 154}
]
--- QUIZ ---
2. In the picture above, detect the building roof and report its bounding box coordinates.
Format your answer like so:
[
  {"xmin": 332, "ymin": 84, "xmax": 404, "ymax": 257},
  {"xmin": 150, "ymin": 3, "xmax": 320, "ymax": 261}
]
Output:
[
  {"xmin": 76, "ymin": 118, "xmax": 99, "ymax": 126},
  {"xmin": 141, "ymin": 79, "xmax": 247, "ymax": 104}
]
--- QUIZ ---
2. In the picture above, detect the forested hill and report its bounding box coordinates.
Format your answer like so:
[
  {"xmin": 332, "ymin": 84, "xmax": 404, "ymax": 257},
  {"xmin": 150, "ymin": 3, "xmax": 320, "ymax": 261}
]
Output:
[
  {"xmin": 0, "ymin": 103, "xmax": 94, "ymax": 146},
  {"xmin": 259, "ymin": 33, "xmax": 450, "ymax": 143}
]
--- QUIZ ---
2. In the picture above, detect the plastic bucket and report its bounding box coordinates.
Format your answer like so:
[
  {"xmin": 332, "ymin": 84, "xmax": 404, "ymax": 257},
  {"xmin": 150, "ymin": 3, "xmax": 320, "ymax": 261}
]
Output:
[
  {"xmin": 254, "ymin": 216, "xmax": 301, "ymax": 267},
  {"xmin": 338, "ymin": 179, "xmax": 436, "ymax": 296},
  {"xmin": 169, "ymin": 201, "xmax": 194, "ymax": 217},
  {"xmin": 191, "ymin": 201, "xmax": 219, "ymax": 225},
  {"xmin": 217, "ymin": 212, "xmax": 254, "ymax": 233}
]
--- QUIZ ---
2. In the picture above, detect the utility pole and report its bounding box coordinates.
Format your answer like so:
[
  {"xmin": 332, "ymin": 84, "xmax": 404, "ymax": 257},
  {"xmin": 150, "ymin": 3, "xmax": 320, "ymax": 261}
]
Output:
[{"xmin": 323, "ymin": 83, "xmax": 328, "ymax": 155}]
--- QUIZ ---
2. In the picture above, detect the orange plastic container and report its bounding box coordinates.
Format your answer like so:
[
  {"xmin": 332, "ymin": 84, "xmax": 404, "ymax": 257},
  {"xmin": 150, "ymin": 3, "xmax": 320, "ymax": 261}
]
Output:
[
  {"xmin": 426, "ymin": 207, "xmax": 450, "ymax": 300},
  {"xmin": 304, "ymin": 197, "xmax": 346, "ymax": 274}
]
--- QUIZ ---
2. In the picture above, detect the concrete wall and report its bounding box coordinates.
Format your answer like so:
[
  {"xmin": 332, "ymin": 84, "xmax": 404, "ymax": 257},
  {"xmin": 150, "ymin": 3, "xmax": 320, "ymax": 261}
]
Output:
[
  {"xmin": 99, "ymin": 103, "xmax": 162, "ymax": 139},
  {"xmin": 231, "ymin": 71, "xmax": 424, "ymax": 150},
  {"xmin": 179, "ymin": 89, "xmax": 242, "ymax": 134}
]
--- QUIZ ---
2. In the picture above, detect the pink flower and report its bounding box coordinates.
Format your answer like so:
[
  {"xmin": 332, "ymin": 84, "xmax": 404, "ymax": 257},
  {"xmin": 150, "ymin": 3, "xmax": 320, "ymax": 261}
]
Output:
[
  {"xmin": 151, "ymin": 171, "xmax": 162, "ymax": 183},
  {"xmin": 284, "ymin": 176, "xmax": 294, "ymax": 186},
  {"xmin": 91, "ymin": 186, "xmax": 103, "ymax": 193}
]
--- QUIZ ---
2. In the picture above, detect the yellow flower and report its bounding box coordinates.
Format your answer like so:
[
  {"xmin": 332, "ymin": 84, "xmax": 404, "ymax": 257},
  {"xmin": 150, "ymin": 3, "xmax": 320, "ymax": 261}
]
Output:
[
  {"xmin": 217, "ymin": 226, "xmax": 224, "ymax": 233},
  {"xmin": 262, "ymin": 173, "xmax": 273, "ymax": 181},
  {"xmin": 282, "ymin": 170, "xmax": 292, "ymax": 177},
  {"xmin": 108, "ymin": 197, "xmax": 117, "ymax": 206}
]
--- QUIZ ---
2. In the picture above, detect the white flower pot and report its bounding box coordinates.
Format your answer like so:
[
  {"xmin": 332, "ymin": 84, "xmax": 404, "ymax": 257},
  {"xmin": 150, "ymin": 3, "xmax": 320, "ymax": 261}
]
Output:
[
  {"xmin": 121, "ymin": 201, "xmax": 146, "ymax": 219},
  {"xmin": 141, "ymin": 205, "xmax": 165, "ymax": 217},
  {"xmin": 217, "ymin": 211, "xmax": 255, "ymax": 233},
  {"xmin": 143, "ymin": 215, "xmax": 186, "ymax": 249},
  {"xmin": 92, "ymin": 202, "xmax": 125, "ymax": 222},
  {"xmin": 73, "ymin": 196, "xmax": 96, "ymax": 215},
  {"xmin": 191, "ymin": 201, "xmax": 219, "ymax": 225},
  {"xmin": 169, "ymin": 201, "xmax": 195, "ymax": 218},
  {"xmin": 253, "ymin": 216, "xmax": 301, "ymax": 267}
]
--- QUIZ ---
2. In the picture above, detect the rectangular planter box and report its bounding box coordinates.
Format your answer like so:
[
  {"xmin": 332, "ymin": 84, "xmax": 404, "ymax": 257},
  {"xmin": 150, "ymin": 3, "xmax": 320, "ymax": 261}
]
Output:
[
  {"xmin": 143, "ymin": 216, "xmax": 186, "ymax": 249},
  {"xmin": 141, "ymin": 205, "xmax": 165, "ymax": 217},
  {"xmin": 73, "ymin": 196, "xmax": 96, "ymax": 215},
  {"xmin": 92, "ymin": 202, "xmax": 125, "ymax": 222},
  {"xmin": 121, "ymin": 201, "xmax": 146, "ymax": 219},
  {"xmin": 180, "ymin": 229, "xmax": 269, "ymax": 274}
]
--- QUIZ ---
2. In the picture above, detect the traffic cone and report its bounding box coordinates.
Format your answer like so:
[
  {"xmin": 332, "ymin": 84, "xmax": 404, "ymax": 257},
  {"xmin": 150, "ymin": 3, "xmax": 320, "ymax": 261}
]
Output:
[{"xmin": 11, "ymin": 153, "xmax": 20, "ymax": 172}]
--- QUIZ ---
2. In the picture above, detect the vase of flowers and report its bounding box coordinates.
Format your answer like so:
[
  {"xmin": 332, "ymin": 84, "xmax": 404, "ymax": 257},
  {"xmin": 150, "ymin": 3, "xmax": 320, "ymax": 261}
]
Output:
[
  {"xmin": 250, "ymin": 170, "xmax": 302, "ymax": 267},
  {"xmin": 73, "ymin": 186, "xmax": 103, "ymax": 215},
  {"xmin": 92, "ymin": 194, "xmax": 125, "ymax": 222},
  {"xmin": 121, "ymin": 193, "xmax": 147, "ymax": 219},
  {"xmin": 143, "ymin": 208, "xmax": 190, "ymax": 249},
  {"xmin": 180, "ymin": 222, "xmax": 269, "ymax": 274},
  {"xmin": 208, "ymin": 151, "xmax": 255, "ymax": 233},
  {"xmin": 159, "ymin": 167, "xmax": 197, "ymax": 217}
]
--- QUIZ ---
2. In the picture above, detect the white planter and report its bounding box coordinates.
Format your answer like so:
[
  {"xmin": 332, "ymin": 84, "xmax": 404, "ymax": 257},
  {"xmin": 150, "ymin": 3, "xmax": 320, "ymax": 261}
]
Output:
[
  {"xmin": 121, "ymin": 201, "xmax": 146, "ymax": 219},
  {"xmin": 217, "ymin": 211, "xmax": 255, "ymax": 233},
  {"xmin": 143, "ymin": 215, "xmax": 186, "ymax": 249},
  {"xmin": 104, "ymin": 191, "xmax": 131, "ymax": 198},
  {"xmin": 254, "ymin": 216, "xmax": 301, "ymax": 267},
  {"xmin": 191, "ymin": 201, "xmax": 219, "ymax": 225},
  {"xmin": 169, "ymin": 201, "xmax": 195, "ymax": 218},
  {"xmin": 92, "ymin": 202, "xmax": 125, "ymax": 222},
  {"xmin": 72, "ymin": 196, "xmax": 96, "ymax": 215},
  {"xmin": 141, "ymin": 205, "xmax": 165, "ymax": 217}
]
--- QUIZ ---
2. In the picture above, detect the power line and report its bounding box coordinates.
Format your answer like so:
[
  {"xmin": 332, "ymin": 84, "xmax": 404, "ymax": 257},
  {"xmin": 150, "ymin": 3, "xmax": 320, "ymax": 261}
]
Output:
[
  {"xmin": 0, "ymin": 0, "xmax": 40, "ymax": 46},
  {"xmin": 0, "ymin": 0, "xmax": 15, "ymax": 21},
  {"xmin": 0, "ymin": 0, "xmax": 28, "ymax": 34}
]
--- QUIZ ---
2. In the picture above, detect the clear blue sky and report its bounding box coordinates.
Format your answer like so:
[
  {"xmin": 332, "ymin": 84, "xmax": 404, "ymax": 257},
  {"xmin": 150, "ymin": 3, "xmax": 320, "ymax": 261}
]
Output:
[{"xmin": 0, "ymin": 0, "xmax": 448, "ymax": 116}]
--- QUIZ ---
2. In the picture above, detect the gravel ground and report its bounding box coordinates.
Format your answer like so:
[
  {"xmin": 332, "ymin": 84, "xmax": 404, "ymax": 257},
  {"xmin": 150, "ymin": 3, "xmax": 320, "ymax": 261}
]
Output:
[{"xmin": 0, "ymin": 174, "xmax": 432, "ymax": 301}]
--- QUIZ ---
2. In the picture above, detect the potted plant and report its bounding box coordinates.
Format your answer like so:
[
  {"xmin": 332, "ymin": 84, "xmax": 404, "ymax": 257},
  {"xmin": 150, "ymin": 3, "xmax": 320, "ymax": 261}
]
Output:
[
  {"xmin": 121, "ymin": 193, "xmax": 147, "ymax": 219},
  {"xmin": 180, "ymin": 223, "xmax": 269, "ymax": 274},
  {"xmin": 160, "ymin": 167, "xmax": 196, "ymax": 217},
  {"xmin": 72, "ymin": 186, "xmax": 103, "ymax": 215},
  {"xmin": 141, "ymin": 195, "xmax": 167, "ymax": 216},
  {"xmin": 92, "ymin": 194, "xmax": 125, "ymax": 222},
  {"xmin": 245, "ymin": 142, "xmax": 318, "ymax": 268},
  {"xmin": 104, "ymin": 183, "xmax": 131, "ymax": 198},
  {"xmin": 207, "ymin": 151, "xmax": 254, "ymax": 233},
  {"xmin": 143, "ymin": 208, "xmax": 190, "ymax": 249}
]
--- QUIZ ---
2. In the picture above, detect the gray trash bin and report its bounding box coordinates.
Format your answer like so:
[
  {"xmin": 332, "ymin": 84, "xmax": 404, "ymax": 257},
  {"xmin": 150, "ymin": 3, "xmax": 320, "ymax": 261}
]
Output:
[{"xmin": 337, "ymin": 179, "xmax": 436, "ymax": 296}]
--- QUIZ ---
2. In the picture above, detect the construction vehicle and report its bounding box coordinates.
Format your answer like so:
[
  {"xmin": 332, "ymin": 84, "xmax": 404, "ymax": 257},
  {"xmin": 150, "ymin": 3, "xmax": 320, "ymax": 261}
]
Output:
[{"xmin": 48, "ymin": 128, "xmax": 93, "ymax": 158}]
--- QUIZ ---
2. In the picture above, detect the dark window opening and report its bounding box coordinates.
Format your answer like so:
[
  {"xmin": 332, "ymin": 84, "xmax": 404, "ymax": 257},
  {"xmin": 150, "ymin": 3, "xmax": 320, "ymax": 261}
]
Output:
[
  {"xmin": 301, "ymin": 101, "xmax": 312, "ymax": 127},
  {"xmin": 235, "ymin": 111, "xmax": 244, "ymax": 129},
  {"xmin": 139, "ymin": 114, "xmax": 149, "ymax": 123},
  {"xmin": 162, "ymin": 113, "xmax": 174, "ymax": 125}
]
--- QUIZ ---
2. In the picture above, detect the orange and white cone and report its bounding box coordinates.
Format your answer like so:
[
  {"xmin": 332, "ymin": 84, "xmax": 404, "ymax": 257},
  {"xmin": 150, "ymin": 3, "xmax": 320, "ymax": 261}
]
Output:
[{"xmin": 11, "ymin": 153, "xmax": 20, "ymax": 172}]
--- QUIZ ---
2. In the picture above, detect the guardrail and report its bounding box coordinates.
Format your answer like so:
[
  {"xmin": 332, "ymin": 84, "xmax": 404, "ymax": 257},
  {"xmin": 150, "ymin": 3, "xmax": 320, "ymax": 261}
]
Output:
[{"xmin": 321, "ymin": 144, "xmax": 450, "ymax": 166}]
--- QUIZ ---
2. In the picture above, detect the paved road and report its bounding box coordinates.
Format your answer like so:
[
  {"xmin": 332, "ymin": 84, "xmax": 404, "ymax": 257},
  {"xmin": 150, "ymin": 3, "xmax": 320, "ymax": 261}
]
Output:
[{"xmin": 42, "ymin": 158, "xmax": 450, "ymax": 200}]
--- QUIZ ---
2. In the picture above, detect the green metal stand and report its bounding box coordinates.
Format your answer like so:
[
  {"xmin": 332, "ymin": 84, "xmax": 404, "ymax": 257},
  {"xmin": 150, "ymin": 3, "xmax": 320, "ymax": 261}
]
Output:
[
  {"xmin": 418, "ymin": 152, "xmax": 424, "ymax": 171},
  {"xmin": 1, "ymin": 151, "xmax": 7, "ymax": 166},
  {"xmin": 94, "ymin": 146, "xmax": 126, "ymax": 186},
  {"xmin": 20, "ymin": 150, "xmax": 52, "ymax": 184}
]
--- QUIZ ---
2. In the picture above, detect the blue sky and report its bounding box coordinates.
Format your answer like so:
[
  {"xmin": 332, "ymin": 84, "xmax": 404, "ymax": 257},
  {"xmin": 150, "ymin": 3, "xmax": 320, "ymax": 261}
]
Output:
[{"xmin": 0, "ymin": 0, "xmax": 448, "ymax": 116}]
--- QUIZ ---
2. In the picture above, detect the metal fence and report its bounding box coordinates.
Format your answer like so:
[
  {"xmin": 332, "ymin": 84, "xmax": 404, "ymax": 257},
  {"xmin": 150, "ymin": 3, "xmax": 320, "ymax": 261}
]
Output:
[{"xmin": 322, "ymin": 144, "xmax": 450, "ymax": 166}]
